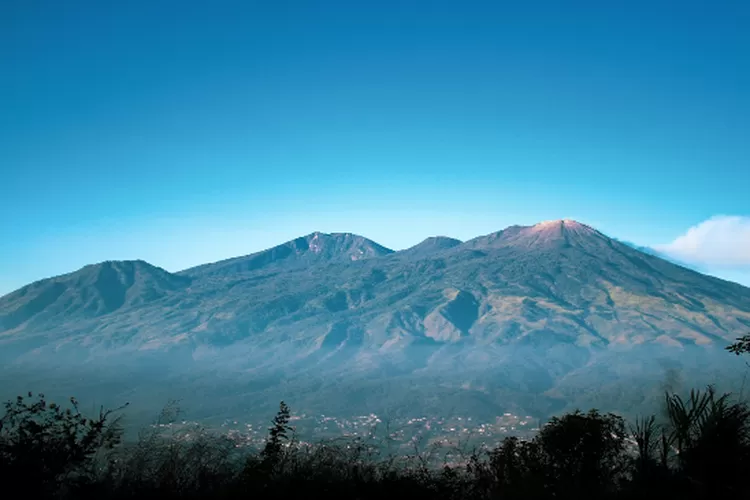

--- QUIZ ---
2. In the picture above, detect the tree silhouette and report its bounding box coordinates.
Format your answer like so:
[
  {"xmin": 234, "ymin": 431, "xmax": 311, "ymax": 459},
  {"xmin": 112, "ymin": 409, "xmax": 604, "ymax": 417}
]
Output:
[
  {"xmin": 5, "ymin": 390, "xmax": 750, "ymax": 499},
  {"xmin": 0, "ymin": 392, "xmax": 125, "ymax": 496},
  {"xmin": 664, "ymin": 386, "xmax": 750, "ymax": 493},
  {"xmin": 474, "ymin": 409, "xmax": 630, "ymax": 498},
  {"xmin": 260, "ymin": 401, "xmax": 292, "ymax": 469},
  {"xmin": 630, "ymin": 414, "xmax": 663, "ymax": 481},
  {"xmin": 726, "ymin": 333, "xmax": 750, "ymax": 355},
  {"xmin": 536, "ymin": 409, "xmax": 628, "ymax": 497}
]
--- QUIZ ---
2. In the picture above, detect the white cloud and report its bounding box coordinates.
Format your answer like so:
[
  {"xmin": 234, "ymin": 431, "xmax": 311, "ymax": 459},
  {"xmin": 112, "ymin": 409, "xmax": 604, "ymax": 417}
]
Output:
[{"xmin": 654, "ymin": 216, "xmax": 750, "ymax": 268}]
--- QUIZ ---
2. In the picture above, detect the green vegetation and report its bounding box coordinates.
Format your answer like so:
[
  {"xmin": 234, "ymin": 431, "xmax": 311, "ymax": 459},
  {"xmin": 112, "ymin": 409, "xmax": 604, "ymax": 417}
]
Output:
[{"xmin": 2, "ymin": 386, "xmax": 749, "ymax": 499}]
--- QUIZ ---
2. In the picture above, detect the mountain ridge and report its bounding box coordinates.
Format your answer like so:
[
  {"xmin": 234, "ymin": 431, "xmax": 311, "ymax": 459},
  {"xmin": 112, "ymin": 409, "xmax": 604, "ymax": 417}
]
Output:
[
  {"xmin": 1, "ymin": 219, "xmax": 749, "ymax": 355},
  {"xmin": 179, "ymin": 231, "xmax": 394, "ymax": 279},
  {"xmin": 399, "ymin": 236, "xmax": 463, "ymax": 257},
  {"xmin": 2, "ymin": 219, "xmax": 750, "ymax": 424},
  {"xmin": 3, "ymin": 220, "xmax": 741, "ymax": 294},
  {"xmin": 0, "ymin": 260, "xmax": 191, "ymax": 332}
]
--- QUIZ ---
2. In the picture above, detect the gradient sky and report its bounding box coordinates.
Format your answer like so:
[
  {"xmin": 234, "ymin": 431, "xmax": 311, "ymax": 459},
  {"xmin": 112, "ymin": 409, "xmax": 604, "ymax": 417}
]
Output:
[{"xmin": 1, "ymin": 0, "xmax": 749, "ymax": 295}]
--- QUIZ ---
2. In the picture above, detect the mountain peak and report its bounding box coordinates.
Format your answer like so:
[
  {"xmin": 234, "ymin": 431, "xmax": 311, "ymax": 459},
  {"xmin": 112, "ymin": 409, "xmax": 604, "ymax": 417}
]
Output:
[
  {"xmin": 531, "ymin": 219, "xmax": 591, "ymax": 230},
  {"xmin": 182, "ymin": 232, "xmax": 394, "ymax": 278},
  {"xmin": 0, "ymin": 259, "xmax": 190, "ymax": 330},
  {"xmin": 80, "ymin": 259, "xmax": 153, "ymax": 273},
  {"xmin": 422, "ymin": 236, "xmax": 463, "ymax": 246},
  {"xmin": 400, "ymin": 236, "xmax": 463, "ymax": 257},
  {"xmin": 465, "ymin": 219, "xmax": 603, "ymax": 250},
  {"xmin": 300, "ymin": 231, "xmax": 394, "ymax": 260},
  {"xmin": 529, "ymin": 219, "xmax": 598, "ymax": 236}
]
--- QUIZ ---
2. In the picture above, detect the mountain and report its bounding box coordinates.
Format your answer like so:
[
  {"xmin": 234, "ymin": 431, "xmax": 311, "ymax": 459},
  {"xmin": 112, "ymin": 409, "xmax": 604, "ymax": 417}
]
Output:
[
  {"xmin": 181, "ymin": 232, "xmax": 394, "ymax": 278},
  {"xmin": 3, "ymin": 219, "xmax": 749, "ymax": 351},
  {"xmin": 400, "ymin": 236, "xmax": 463, "ymax": 258},
  {"xmin": 0, "ymin": 260, "xmax": 191, "ymax": 332},
  {"xmin": 1, "ymin": 220, "xmax": 749, "ymax": 423}
]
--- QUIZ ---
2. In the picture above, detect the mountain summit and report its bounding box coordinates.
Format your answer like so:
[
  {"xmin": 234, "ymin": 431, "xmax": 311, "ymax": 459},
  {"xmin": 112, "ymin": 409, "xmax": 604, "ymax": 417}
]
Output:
[
  {"xmin": 400, "ymin": 236, "xmax": 463, "ymax": 257},
  {"xmin": 0, "ymin": 260, "xmax": 190, "ymax": 332},
  {"xmin": 181, "ymin": 232, "xmax": 394, "ymax": 278},
  {"xmin": 465, "ymin": 219, "xmax": 605, "ymax": 251}
]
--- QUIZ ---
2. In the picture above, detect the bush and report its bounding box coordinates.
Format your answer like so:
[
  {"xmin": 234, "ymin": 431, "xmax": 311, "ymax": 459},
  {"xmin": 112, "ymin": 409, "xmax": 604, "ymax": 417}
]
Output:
[
  {"xmin": 0, "ymin": 392, "xmax": 124, "ymax": 497},
  {"xmin": 2, "ymin": 388, "xmax": 749, "ymax": 499}
]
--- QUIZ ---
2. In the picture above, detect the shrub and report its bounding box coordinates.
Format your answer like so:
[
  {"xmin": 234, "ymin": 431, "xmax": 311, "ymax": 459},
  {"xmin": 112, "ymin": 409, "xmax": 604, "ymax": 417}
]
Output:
[{"xmin": 0, "ymin": 392, "xmax": 124, "ymax": 497}]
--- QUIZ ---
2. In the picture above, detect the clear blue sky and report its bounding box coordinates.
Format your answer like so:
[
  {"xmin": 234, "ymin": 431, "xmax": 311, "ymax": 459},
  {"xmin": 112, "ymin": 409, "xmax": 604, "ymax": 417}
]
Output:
[{"xmin": 1, "ymin": 0, "xmax": 749, "ymax": 294}]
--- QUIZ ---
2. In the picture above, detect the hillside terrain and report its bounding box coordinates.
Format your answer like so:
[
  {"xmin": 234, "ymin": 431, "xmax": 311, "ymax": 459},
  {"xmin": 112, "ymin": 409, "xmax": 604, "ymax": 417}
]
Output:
[{"xmin": 1, "ymin": 220, "xmax": 749, "ymax": 423}]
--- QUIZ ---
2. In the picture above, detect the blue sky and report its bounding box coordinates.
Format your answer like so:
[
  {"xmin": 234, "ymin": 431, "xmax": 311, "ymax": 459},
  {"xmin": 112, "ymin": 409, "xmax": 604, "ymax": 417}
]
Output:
[{"xmin": 1, "ymin": 0, "xmax": 749, "ymax": 295}]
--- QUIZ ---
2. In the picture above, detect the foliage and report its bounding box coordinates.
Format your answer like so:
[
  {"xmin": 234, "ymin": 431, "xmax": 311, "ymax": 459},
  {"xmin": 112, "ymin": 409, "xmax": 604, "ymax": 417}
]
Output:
[
  {"xmin": 727, "ymin": 333, "xmax": 750, "ymax": 355},
  {"xmin": 107, "ymin": 401, "xmax": 238, "ymax": 498},
  {"xmin": 3, "ymin": 388, "xmax": 750, "ymax": 499},
  {"xmin": 260, "ymin": 400, "xmax": 291, "ymax": 468},
  {"xmin": 537, "ymin": 409, "xmax": 629, "ymax": 495},
  {"xmin": 663, "ymin": 385, "xmax": 750, "ymax": 492},
  {"xmin": 0, "ymin": 392, "xmax": 124, "ymax": 496},
  {"xmin": 464, "ymin": 410, "xmax": 629, "ymax": 499}
]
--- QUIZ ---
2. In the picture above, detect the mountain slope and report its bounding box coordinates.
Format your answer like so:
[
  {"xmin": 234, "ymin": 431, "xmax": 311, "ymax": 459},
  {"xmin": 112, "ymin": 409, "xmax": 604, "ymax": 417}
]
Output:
[
  {"xmin": 616, "ymin": 239, "xmax": 703, "ymax": 272},
  {"xmin": 2, "ymin": 220, "xmax": 747, "ymax": 355},
  {"xmin": 2, "ymin": 220, "xmax": 750, "ymax": 423},
  {"xmin": 0, "ymin": 260, "xmax": 191, "ymax": 332}
]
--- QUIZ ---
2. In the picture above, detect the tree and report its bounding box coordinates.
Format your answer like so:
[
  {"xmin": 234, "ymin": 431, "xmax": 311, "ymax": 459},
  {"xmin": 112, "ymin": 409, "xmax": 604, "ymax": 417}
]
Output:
[
  {"xmin": 479, "ymin": 409, "xmax": 629, "ymax": 498},
  {"xmin": 726, "ymin": 333, "xmax": 750, "ymax": 356},
  {"xmin": 536, "ymin": 409, "xmax": 629, "ymax": 497},
  {"xmin": 0, "ymin": 392, "xmax": 125, "ymax": 496},
  {"xmin": 484, "ymin": 436, "xmax": 547, "ymax": 498},
  {"xmin": 260, "ymin": 401, "xmax": 292, "ymax": 469},
  {"xmin": 630, "ymin": 415, "xmax": 662, "ymax": 480},
  {"xmin": 664, "ymin": 386, "xmax": 750, "ymax": 492}
]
